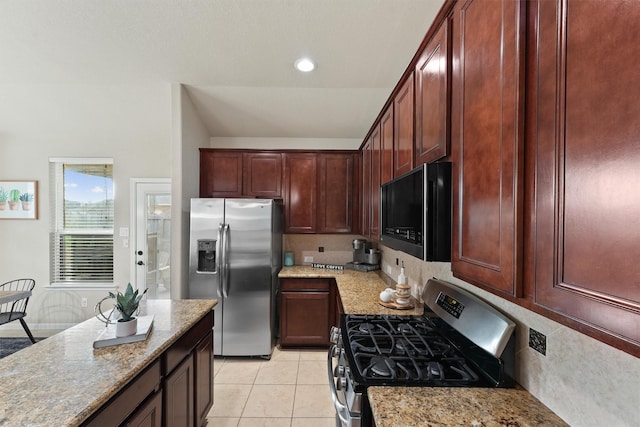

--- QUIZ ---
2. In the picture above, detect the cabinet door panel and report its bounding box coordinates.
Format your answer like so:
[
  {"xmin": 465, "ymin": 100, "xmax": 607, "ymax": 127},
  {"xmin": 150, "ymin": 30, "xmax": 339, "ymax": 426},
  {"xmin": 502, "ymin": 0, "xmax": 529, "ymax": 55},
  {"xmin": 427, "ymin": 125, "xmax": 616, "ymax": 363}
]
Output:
[
  {"xmin": 194, "ymin": 332, "xmax": 213, "ymax": 427},
  {"xmin": 284, "ymin": 153, "xmax": 317, "ymax": 233},
  {"xmin": 415, "ymin": 20, "xmax": 450, "ymax": 166},
  {"xmin": 530, "ymin": 0, "xmax": 640, "ymax": 353},
  {"xmin": 124, "ymin": 391, "xmax": 162, "ymax": 427},
  {"xmin": 199, "ymin": 150, "xmax": 243, "ymax": 198},
  {"xmin": 280, "ymin": 291, "xmax": 330, "ymax": 347},
  {"xmin": 318, "ymin": 154, "xmax": 354, "ymax": 233},
  {"xmin": 243, "ymin": 152, "xmax": 283, "ymax": 198},
  {"xmin": 361, "ymin": 141, "xmax": 372, "ymax": 238},
  {"xmin": 451, "ymin": 0, "xmax": 525, "ymax": 297},
  {"xmin": 394, "ymin": 73, "xmax": 415, "ymax": 177},
  {"xmin": 370, "ymin": 126, "xmax": 381, "ymax": 239},
  {"xmin": 164, "ymin": 355, "xmax": 194, "ymax": 427},
  {"xmin": 380, "ymin": 105, "xmax": 394, "ymax": 185}
]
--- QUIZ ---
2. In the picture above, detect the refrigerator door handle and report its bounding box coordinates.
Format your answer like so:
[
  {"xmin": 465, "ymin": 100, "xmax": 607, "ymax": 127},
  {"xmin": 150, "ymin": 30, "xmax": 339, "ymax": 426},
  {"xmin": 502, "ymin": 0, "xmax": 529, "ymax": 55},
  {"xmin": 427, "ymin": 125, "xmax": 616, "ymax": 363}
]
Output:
[
  {"xmin": 222, "ymin": 223, "xmax": 231, "ymax": 298},
  {"xmin": 216, "ymin": 223, "xmax": 224, "ymax": 298}
]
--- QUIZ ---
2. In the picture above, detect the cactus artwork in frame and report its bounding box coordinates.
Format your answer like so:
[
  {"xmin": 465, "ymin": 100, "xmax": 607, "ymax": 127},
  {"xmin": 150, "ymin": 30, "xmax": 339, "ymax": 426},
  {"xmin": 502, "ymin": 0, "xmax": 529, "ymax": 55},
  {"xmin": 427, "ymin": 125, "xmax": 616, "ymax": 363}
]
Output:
[{"xmin": 0, "ymin": 180, "xmax": 38, "ymax": 219}]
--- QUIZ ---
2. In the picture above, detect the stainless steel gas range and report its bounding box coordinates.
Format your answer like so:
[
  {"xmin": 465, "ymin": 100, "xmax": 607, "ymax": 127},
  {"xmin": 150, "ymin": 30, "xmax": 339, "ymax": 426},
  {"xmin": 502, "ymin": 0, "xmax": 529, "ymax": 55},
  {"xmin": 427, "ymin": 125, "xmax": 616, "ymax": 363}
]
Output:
[{"xmin": 328, "ymin": 278, "xmax": 516, "ymax": 427}]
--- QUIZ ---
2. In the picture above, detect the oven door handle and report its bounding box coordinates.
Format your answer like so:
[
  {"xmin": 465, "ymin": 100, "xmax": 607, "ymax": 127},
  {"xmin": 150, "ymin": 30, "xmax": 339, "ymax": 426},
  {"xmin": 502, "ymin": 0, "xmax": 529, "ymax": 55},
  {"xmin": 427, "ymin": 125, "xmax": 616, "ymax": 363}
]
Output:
[{"xmin": 328, "ymin": 344, "xmax": 351, "ymax": 426}]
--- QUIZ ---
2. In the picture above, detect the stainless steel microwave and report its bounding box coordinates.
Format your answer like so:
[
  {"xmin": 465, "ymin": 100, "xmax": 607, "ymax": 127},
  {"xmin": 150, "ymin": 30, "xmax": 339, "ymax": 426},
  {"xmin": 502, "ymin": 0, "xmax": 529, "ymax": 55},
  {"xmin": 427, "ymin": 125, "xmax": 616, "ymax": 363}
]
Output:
[{"xmin": 380, "ymin": 162, "xmax": 451, "ymax": 261}]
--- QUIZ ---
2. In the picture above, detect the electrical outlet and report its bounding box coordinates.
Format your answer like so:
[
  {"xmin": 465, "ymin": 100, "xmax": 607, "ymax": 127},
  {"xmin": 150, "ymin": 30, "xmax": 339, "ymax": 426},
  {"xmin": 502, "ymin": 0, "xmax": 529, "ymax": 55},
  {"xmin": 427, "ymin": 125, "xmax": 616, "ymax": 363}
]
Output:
[
  {"xmin": 529, "ymin": 328, "xmax": 547, "ymax": 355},
  {"xmin": 81, "ymin": 297, "xmax": 88, "ymax": 308},
  {"xmin": 396, "ymin": 258, "xmax": 399, "ymax": 265},
  {"xmin": 318, "ymin": 246, "xmax": 324, "ymax": 252},
  {"xmin": 304, "ymin": 256, "xmax": 313, "ymax": 263}
]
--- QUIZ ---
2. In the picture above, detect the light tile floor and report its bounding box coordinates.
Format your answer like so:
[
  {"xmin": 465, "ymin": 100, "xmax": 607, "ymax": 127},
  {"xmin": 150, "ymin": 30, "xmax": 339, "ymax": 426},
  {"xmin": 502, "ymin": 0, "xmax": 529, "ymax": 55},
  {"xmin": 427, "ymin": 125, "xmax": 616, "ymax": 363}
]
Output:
[{"xmin": 207, "ymin": 346, "xmax": 335, "ymax": 427}]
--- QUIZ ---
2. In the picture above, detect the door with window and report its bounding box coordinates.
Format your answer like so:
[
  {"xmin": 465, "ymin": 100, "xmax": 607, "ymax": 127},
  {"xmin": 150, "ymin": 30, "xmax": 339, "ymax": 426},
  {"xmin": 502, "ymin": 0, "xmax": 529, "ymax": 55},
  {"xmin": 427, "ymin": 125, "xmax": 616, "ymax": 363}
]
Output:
[{"xmin": 132, "ymin": 180, "xmax": 171, "ymax": 299}]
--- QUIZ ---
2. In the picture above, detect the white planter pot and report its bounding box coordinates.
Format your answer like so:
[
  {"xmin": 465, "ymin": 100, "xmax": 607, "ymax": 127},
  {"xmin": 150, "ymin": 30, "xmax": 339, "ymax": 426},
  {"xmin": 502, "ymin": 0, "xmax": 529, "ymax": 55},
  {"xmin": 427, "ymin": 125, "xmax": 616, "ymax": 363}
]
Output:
[{"xmin": 115, "ymin": 318, "xmax": 138, "ymax": 337}]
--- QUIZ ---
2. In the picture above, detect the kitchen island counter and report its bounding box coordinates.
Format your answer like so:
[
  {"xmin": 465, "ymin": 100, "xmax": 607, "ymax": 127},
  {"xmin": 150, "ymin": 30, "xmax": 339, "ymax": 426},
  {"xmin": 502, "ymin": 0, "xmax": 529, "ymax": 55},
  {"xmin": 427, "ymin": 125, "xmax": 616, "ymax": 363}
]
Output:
[
  {"xmin": 0, "ymin": 299, "xmax": 217, "ymax": 426},
  {"xmin": 368, "ymin": 386, "xmax": 569, "ymax": 427}
]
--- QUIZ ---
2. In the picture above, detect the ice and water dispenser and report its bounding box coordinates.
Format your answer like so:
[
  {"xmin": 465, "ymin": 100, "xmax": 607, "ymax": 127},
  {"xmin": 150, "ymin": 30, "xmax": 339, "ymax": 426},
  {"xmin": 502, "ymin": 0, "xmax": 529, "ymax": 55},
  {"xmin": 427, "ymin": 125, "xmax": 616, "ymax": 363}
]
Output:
[{"xmin": 197, "ymin": 239, "xmax": 217, "ymax": 272}]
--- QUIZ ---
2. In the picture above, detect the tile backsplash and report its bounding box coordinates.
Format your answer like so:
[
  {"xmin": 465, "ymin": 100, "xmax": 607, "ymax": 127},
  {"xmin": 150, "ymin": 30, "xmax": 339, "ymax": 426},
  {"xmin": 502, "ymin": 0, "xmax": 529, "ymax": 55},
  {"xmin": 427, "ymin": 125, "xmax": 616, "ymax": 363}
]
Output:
[{"xmin": 283, "ymin": 234, "xmax": 363, "ymax": 266}]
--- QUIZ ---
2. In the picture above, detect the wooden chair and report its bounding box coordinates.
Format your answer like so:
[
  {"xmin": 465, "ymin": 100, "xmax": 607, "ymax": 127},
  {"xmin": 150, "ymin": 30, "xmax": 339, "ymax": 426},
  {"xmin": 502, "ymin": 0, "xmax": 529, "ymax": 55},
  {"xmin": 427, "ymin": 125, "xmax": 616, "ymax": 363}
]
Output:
[{"xmin": 0, "ymin": 278, "xmax": 36, "ymax": 343}]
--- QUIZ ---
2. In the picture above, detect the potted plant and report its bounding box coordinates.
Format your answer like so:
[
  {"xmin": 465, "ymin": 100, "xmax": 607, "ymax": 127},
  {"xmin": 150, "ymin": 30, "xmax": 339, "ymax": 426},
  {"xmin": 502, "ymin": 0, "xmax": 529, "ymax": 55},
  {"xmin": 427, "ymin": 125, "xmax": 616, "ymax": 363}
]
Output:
[
  {"xmin": 19, "ymin": 192, "xmax": 34, "ymax": 211},
  {"xmin": 109, "ymin": 283, "xmax": 148, "ymax": 337},
  {"xmin": 8, "ymin": 189, "xmax": 20, "ymax": 210},
  {"xmin": 0, "ymin": 188, "xmax": 7, "ymax": 211}
]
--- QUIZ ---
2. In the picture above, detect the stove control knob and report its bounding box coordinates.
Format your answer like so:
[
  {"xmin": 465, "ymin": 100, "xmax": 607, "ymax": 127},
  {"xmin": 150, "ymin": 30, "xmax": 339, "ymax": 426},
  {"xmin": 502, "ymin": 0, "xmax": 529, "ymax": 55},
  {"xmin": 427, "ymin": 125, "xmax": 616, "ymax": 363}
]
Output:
[
  {"xmin": 334, "ymin": 365, "xmax": 345, "ymax": 377},
  {"xmin": 329, "ymin": 327, "xmax": 341, "ymax": 344},
  {"xmin": 331, "ymin": 345, "xmax": 342, "ymax": 357},
  {"xmin": 336, "ymin": 377, "xmax": 348, "ymax": 390}
]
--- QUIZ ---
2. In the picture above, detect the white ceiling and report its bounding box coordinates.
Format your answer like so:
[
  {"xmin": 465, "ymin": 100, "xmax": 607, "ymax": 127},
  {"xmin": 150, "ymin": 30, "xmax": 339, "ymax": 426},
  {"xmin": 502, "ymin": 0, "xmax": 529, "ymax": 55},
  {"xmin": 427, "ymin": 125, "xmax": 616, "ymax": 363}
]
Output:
[{"xmin": 0, "ymin": 0, "xmax": 444, "ymax": 141}]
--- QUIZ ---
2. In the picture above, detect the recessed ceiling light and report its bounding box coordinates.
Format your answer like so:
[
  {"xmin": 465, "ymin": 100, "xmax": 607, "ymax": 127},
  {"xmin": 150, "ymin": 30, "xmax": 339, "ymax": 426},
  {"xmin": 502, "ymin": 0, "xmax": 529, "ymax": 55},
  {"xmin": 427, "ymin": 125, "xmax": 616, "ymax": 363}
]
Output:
[{"xmin": 294, "ymin": 57, "xmax": 316, "ymax": 72}]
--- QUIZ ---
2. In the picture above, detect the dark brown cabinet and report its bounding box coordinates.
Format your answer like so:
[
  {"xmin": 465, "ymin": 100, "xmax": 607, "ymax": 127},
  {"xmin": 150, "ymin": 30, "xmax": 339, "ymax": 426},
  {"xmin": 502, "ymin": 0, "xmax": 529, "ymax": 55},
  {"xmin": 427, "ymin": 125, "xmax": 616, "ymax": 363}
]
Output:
[
  {"xmin": 318, "ymin": 153, "xmax": 356, "ymax": 233},
  {"xmin": 194, "ymin": 332, "xmax": 214, "ymax": 427},
  {"xmin": 526, "ymin": 0, "xmax": 640, "ymax": 356},
  {"xmin": 125, "ymin": 391, "xmax": 163, "ymax": 427},
  {"xmin": 280, "ymin": 279, "xmax": 331, "ymax": 347},
  {"xmin": 164, "ymin": 354, "xmax": 195, "ymax": 427},
  {"xmin": 242, "ymin": 152, "xmax": 283, "ymax": 198},
  {"xmin": 415, "ymin": 20, "xmax": 450, "ymax": 166},
  {"xmin": 200, "ymin": 150, "xmax": 243, "ymax": 198},
  {"xmin": 283, "ymin": 153, "xmax": 318, "ymax": 233},
  {"xmin": 380, "ymin": 105, "xmax": 394, "ymax": 185},
  {"xmin": 284, "ymin": 152, "xmax": 358, "ymax": 234},
  {"xmin": 393, "ymin": 72, "xmax": 415, "ymax": 177},
  {"xmin": 200, "ymin": 149, "xmax": 282, "ymax": 198},
  {"xmin": 361, "ymin": 139, "xmax": 372, "ymax": 238},
  {"xmin": 450, "ymin": 0, "xmax": 526, "ymax": 297}
]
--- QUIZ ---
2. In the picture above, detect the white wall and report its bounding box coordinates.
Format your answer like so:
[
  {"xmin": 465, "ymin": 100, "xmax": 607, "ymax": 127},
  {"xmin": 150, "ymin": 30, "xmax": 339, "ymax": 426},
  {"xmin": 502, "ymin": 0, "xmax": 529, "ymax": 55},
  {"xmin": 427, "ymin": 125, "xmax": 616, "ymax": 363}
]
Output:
[
  {"xmin": 171, "ymin": 84, "xmax": 210, "ymax": 299},
  {"xmin": 378, "ymin": 244, "xmax": 640, "ymax": 427},
  {"xmin": 0, "ymin": 83, "xmax": 171, "ymax": 331}
]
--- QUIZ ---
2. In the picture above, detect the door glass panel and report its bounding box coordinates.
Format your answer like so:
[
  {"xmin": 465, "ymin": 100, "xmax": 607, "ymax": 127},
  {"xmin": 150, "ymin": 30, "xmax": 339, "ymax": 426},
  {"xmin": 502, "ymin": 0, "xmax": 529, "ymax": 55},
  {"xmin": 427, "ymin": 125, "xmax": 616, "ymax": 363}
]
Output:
[{"xmin": 145, "ymin": 193, "xmax": 171, "ymax": 299}]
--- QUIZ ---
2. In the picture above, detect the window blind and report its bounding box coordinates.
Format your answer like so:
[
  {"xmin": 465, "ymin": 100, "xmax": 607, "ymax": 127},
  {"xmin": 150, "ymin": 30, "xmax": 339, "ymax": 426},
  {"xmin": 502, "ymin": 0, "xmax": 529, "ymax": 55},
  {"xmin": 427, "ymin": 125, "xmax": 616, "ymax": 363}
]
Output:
[{"xmin": 50, "ymin": 160, "xmax": 114, "ymax": 284}]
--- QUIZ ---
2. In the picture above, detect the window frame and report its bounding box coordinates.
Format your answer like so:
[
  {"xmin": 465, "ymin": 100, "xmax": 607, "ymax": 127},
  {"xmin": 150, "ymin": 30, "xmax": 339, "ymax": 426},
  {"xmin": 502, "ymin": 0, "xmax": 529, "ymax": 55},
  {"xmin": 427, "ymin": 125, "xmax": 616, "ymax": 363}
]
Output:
[{"xmin": 49, "ymin": 157, "xmax": 115, "ymax": 289}]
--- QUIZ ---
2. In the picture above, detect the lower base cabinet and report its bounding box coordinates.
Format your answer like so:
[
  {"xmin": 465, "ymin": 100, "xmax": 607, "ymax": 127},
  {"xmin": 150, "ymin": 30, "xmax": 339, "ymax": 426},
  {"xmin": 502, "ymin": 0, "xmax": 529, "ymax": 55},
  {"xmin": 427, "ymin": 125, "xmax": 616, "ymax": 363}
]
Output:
[
  {"xmin": 164, "ymin": 354, "xmax": 195, "ymax": 427},
  {"xmin": 125, "ymin": 390, "xmax": 163, "ymax": 427},
  {"xmin": 279, "ymin": 278, "xmax": 343, "ymax": 348}
]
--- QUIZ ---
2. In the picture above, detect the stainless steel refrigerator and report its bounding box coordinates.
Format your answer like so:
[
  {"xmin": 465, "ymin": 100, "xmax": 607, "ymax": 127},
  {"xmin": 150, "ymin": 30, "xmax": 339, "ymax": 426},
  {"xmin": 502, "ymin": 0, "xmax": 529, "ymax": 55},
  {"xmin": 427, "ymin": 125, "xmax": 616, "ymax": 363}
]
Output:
[{"xmin": 188, "ymin": 198, "xmax": 283, "ymax": 357}]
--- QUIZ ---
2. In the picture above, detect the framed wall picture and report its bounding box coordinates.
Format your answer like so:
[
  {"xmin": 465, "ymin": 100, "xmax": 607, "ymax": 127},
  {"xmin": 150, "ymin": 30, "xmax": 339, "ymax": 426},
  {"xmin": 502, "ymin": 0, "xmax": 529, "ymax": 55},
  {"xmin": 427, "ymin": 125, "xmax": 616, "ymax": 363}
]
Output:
[{"xmin": 0, "ymin": 180, "xmax": 38, "ymax": 220}]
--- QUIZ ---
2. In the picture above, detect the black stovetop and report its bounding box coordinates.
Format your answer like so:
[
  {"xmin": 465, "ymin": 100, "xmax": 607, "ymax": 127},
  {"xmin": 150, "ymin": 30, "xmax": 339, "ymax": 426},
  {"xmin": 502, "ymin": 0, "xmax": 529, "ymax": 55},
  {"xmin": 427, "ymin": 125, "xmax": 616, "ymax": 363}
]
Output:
[{"xmin": 341, "ymin": 313, "xmax": 508, "ymax": 389}]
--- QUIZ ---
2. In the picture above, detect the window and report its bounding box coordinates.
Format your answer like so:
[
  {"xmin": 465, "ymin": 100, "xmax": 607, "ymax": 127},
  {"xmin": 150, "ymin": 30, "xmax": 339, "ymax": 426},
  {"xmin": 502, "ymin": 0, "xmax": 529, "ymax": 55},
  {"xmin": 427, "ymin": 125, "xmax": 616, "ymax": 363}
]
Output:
[{"xmin": 50, "ymin": 158, "xmax": 114, "ymax": 286}]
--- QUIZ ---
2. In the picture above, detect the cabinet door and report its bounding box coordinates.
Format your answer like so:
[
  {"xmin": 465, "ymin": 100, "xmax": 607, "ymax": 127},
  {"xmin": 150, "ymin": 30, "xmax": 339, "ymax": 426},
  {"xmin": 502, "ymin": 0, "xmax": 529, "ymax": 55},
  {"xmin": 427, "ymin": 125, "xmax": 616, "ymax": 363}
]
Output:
[
  {"xmin": 283, "ymin": 153, "xmax": 317, "ymax": 233},
  {"xmin": 280, "ymin": 291, "xmax": 330, "ymax": 347},
  {"xmin": 199, "ymin": 150, "xmax": 243, "ymax": 198},
  {"xmin": 380, "ymin": 105, "xmax": 394, "ymax": 185},
  {"xmin": 318, "ymin": 153, "xmax": 354, "ymax": 233},
  {"xmin": 528, "ymin": 0, "xmax": 640, "ymax": 355},
  {"xmin": 164, "ymin": 355, "xmax": 195, "ymax": 427},
  {"xmin": 361, "ymin": 140, "xmax": 372, "ymax": 238},
  {"xmin": 243, "ymin": 152, "xmax": 283, "ymax": 198},
  {"xmin": 124, "ymin": 391, "xmax": 162, "ymax": 427},
  {"xmin": 451, "ymin": 0, "xmax": 525, "ymax": 297},
  {"xmin": 415, "ymin": 20, "xmax": 450, "ymax": 166},
  {"xmin": 393, "ymin": 72, "xmax": 415, "ymax": 177},
  {"xmin": 369, "ymin": 125, "xmax": 382, "ymax": 239},
  {"xmin": 194, "ymin": 332, "xmax": 213, "ymax": 427}
]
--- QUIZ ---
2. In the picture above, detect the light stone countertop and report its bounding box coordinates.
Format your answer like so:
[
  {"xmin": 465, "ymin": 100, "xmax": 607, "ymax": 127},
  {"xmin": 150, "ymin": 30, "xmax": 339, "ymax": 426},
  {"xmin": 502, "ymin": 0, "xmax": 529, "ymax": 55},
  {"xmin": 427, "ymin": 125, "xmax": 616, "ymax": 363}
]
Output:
[
  {"xmin": 368, "ymin": 386, "xmax": 569, "ymax": 427},
  {"xmin": 279, "ymin": 266, "xmax": 423, "ymax": 316},
  {"xmin": 0, "ymin": 299, "xmax": 217, "ymax": 427},
  {"xmin": 278, "ymin": 265, "xmax": 568, "ymax": 426}
]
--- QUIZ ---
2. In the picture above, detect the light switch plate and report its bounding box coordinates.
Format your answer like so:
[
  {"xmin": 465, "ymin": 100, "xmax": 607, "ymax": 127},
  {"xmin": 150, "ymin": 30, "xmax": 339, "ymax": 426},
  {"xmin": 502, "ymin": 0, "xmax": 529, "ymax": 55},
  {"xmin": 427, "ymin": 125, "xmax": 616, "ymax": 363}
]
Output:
[{"xmin": 304, "ymin": 256, "xmax": 313, "ymax": 263}]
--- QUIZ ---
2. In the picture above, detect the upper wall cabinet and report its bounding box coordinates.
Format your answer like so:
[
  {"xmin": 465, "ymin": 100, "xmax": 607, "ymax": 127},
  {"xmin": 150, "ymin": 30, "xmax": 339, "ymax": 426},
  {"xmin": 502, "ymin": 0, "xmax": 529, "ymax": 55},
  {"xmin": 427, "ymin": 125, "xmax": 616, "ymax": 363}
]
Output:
[
  {"xmin": 200, "ymin": 150, "xmax": 282, "ymax": 198},
  {"xmin": 527, "ymin": 0, "xmax": 640, "ymax": 355},
  {"xmin": 200, "ymin": 150, "xmax": 243, "ymax": 197},
  {"xmin": 415, "ymin": 20, "xmax": 450, "ymax": 166},
  {"xmin": 283, "ymin": 153, "xmax": 318, "ymax": 233},
  {"xmin": 380, "ymin": 105, "xmax": 394, "ymax": 185},
  {"xmin": 450, "ymin": 0, "xmax": 526, "ymax": 297},
  {"xmin": 393, "ymin": 72, "xmax": 415, "ymax": 177},
  {"xmin": 284, "ymin": 152, "xmax": 358, "ymax": 234},
  {"xmin": 242, "ymin": 152, "xmax": 283, "ymax": 198}
]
